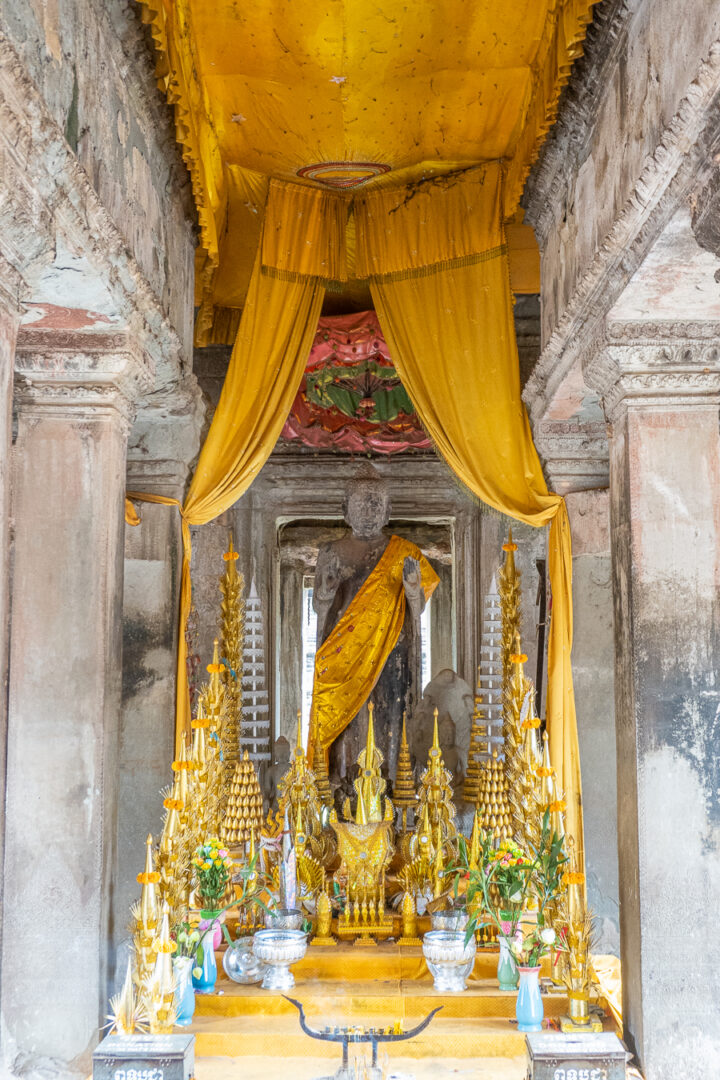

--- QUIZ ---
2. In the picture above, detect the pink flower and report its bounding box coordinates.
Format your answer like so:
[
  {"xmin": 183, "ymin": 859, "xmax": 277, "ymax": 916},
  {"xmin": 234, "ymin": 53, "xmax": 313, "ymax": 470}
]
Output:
[
  {"xmin": 219, "ymin": 849, "xmax": 228, "ymax": 858},
  {"xmin": 501, "ymin": 920, "xmax": 512, "ymax": 935}
]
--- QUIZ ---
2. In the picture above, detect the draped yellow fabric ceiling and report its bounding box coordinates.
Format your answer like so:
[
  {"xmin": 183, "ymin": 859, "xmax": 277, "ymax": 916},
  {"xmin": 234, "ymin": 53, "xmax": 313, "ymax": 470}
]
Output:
[{"xmin": 140, "ymin": 0, "xmax": 594, "ymax": 336}]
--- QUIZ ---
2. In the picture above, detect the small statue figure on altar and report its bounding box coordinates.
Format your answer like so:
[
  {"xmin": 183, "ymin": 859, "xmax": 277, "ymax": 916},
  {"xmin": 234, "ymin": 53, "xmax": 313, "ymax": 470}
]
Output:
[{"xmin": 312, "ymin": 464, "xmax": 439, "ymax": 783}]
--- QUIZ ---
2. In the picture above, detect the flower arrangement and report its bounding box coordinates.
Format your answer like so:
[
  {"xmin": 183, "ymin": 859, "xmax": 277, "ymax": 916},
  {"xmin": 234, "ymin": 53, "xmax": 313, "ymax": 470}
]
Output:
[
  {"xmin": 192, "ymin": 837, "xmax": 233, "ymax": 912},
  {"xmin": 452, "ymin": 810, "xmax": 567, "ymax": 967},
  {"xmin": 485, "ymin": 839, "xmax": 533, "ymax": 912}
]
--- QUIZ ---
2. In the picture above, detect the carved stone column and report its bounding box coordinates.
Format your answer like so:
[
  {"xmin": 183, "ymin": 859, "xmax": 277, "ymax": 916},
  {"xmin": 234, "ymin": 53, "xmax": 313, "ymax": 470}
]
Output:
[
  {"xmin": 2, "ymin": 331, "xmax": 150, "ymax": 1079},
  {"xmin": 586, "ymin": 322, "xmax": 720, "ymax": 1076},
  {"xmin": 112, "ymin": 382, "xmax": 204, "ymax": 976},
  {"xmin": 0, "ymin": 253, "xmax": 22, "ymax": 986}
]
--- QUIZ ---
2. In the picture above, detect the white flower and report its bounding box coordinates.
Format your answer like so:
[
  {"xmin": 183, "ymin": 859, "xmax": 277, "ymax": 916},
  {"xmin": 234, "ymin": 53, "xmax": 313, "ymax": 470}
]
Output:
[
  {"xmin": 509, "ymin": 891, "xmax": 522, "ymax": 903},
  {"xmin": 540, "ymin": 928, "xmax": 556, "ymax": 945}
]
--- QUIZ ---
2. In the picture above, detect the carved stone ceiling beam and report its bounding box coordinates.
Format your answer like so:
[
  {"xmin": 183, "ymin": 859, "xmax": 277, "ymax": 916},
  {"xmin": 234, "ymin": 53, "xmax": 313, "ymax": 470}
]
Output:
[{"xmin": 523, "ymin": 36, "xmax": 720, "ymax": 429}]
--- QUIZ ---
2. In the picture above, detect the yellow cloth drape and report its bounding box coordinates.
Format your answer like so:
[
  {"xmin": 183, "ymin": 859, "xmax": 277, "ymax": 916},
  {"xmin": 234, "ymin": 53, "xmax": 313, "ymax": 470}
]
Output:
[
  {"xmin": 173, "ymin": 256, "xmax": 323, "ymax": 748},
  {"xmin": 361, "ymin": 164, "xmax": 583, "ymax": 861},
  {"xmin": 309, "ymin": 536, "xmax": 439, "ymax": 759}
]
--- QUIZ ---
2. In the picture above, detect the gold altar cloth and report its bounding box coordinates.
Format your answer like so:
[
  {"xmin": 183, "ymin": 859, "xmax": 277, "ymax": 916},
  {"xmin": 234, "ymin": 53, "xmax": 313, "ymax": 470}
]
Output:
[{"xmin": 309, "ymin": 535, "xmax": 439, "ymax": 757}]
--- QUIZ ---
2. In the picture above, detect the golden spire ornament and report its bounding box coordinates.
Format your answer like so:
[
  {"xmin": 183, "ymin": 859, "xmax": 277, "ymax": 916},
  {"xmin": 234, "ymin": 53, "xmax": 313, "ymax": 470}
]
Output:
[
  {"xmin": 311, "ymin": 725, "xmax": 333, "ymax": 808},
  {"xmin": 414, "ymin": 708, "xmax": 458, "ymax": 852},
  {"xmin": 219, "ymin": 533, "xmax": 245, "ymax": 784},
  {"xmin": 509, "ymin": 692, "xmax": 543, "ymax": 854},
  {"xmin": 498, "ymin": 530, "xmax": 521, "ymax": 712},
  {"xmin": 502, "ymin": 636, "xmax": 535, "ymax": 799},
  {"xmin": 463, "ymin": 686, "xmax": 488, "ymax": 803},
  {"xmin": 353, "ymin": 703, "xmax": 388, "ymax": 824},
  {"xmin": 311, "ymin": 883, "xmax": 336, "ymax": 946},
  {"xmin": 131, "ymin": 834, "xmax": 161, "ymax": 989},
  {"xmin": 146, "ymin": 901, "xmax": 176, "ymax": 1034},
  {"xmin": 397, "ymin": 890, "xmax": 422, "ymax": 946},
  {"xmin": 557, "ymin": 838, "xmax": 601, "ymax": 1032},
  {"xmin": 107, "ymin": 959, "xmax": 147, "ymax": 1035},
  {"xmin": 393, "ymin": 712, "xmax": 416, "ymax": 832}
]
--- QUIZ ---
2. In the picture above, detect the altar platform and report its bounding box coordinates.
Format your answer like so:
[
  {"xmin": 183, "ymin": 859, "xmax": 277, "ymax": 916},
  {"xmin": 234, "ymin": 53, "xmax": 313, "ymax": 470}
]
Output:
[{"xmin": 190, "ymin": 942, "xmax": 614, "ymax": 1067}]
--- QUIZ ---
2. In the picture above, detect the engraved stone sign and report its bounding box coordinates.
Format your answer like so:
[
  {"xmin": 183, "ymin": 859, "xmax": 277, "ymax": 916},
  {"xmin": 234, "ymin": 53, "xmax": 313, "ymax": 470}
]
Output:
[
  {"xmin": 93, "ymin": 1034, "xmax": 195, "ymax": 1080},
  {"xmin": 525, "ymin": 1032, "xmax": 627, "ymax": 1080}
]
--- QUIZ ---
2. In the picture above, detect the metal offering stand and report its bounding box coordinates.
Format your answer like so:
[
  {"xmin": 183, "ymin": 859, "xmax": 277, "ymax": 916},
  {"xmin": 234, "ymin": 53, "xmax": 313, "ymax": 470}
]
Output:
[{"xmin": 284, "ymin": 997, "xmax": 442, "ymax": 1078}]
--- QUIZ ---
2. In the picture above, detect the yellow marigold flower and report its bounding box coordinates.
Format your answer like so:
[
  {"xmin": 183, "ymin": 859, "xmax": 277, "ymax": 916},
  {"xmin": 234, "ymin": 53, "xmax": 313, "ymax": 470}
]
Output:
[
  {"xmin": 214, "ymin": 859, "xmax": 222, "ymax": 868},
  {"xmin": 563, "ymin": 871, "xmax": 585, "ymax": 886},
  {"xmin": 203, "ymin": 861, "xmax": 212, "ymax": 871}
]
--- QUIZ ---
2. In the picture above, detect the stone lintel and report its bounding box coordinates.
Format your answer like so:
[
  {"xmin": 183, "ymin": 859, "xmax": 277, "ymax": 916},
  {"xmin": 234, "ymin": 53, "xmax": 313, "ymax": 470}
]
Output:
[
  {"xmin": 14, "ymin": 328, "xmax": 152, "ymax": 430},
  {"xmin": 534, "ymin": 419, "xmax": 610, "ymax": 493},
  {"xmin": 584, "ymin": 321, "xmax": 720, "ymax": 421}
]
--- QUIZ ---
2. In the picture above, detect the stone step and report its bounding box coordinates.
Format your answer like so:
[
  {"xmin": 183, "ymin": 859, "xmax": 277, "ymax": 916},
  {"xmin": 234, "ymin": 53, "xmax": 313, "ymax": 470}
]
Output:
[
  {"xmin": 189, "ymin": 1012, "xmax": 528, "ymax": 1059},
  {"xmin": 195, "ymin": 974, "xmax": 569, "ymax": 1021}
]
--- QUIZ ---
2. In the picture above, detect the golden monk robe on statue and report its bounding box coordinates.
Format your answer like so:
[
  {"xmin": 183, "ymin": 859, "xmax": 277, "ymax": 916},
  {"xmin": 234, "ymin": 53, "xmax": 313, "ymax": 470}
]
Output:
[{"xmin": 310, "ymin": 464, "xmax": 439, "ymax": 784}]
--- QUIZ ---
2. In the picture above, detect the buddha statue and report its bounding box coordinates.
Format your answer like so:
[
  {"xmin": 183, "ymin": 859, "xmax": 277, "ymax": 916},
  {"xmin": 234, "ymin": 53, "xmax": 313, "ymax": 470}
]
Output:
[{"xmin": 312, "ymin": 464, "xmax": 438, "ymax": 782}]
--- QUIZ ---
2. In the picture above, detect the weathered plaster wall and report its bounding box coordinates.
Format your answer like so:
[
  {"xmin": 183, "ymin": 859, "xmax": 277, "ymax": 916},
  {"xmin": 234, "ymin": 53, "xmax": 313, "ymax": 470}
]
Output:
[
  {"xmin": 529, "ymin": 0, "xmax": 720, "ymax": 344},
  {"xmin": 0, "ymin": 0, "xmax": 195, "ymax": 357}
]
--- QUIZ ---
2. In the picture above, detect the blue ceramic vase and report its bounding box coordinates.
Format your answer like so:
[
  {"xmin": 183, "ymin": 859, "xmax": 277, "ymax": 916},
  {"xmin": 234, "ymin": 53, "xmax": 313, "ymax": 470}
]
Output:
[
  {"xmin": 516, "ymin": 965, "xmax": 543, "ymax": 1032},
  {"xmin": 192, "ymin": 932, "xmax": 218, "ymax": 994},
  {"xmin": 173, "ymin": 957, "xmax": 196, "ymax": 1024}
]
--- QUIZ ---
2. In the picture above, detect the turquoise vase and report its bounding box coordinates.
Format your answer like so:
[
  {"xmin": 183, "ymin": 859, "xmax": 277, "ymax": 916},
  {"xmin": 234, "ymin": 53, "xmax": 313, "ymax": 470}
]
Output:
[
  {"xmin": 516, "ymin": 965, "xmax": 543, "ymax": 1032},
  {"xmin": 173, "ymin": 957, "xmax": 196, "ymax": 1025},
  {"xmin": 192, "ymin": 933, "xmax": 218, "ymax": 994},
  {"xmin": 497, "ymin": 936, "xmax": 519, "ymax": 990}
]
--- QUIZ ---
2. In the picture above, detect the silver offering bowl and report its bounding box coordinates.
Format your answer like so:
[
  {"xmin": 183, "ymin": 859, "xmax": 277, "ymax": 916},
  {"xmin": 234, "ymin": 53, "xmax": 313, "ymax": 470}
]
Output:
[
  {"xmin": 253, "ymin": 928, "xmax": 307, "ymax": 990},
  {"xmin": 222, "ymin": 938, "xmax": 265, "ymax": 984},
  {"xmin": 430, "ymin": 908, "xmax": 470, "ymax": 933},
  {"xmin": 422, "ymin": 929, "xmax": 476, "ymax": 993},
  {"xmin": 264, "ymin": 906, "xmax": 304, "ymax": 930}
]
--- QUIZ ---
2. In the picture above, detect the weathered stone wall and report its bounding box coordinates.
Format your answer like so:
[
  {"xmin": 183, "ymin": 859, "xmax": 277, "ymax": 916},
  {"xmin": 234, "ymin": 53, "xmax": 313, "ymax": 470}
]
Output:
[
  {"xmin": 527, "ymin": 0, "xmax": 720, "ymax": 344},
  {"xmin": 1, "ymin": 0, "xmax": 195, "ymax": 357}
]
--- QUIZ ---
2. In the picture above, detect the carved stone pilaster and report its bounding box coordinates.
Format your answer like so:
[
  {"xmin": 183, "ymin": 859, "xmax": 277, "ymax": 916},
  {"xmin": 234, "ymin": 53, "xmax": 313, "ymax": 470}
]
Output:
[
  {"xmin": 14, "ymin": 329, "xmax": 152, "ymax": 434},
  {"xmin": 584, "ymin": 321, "xmax": 720, "ymax": 421},
  {"xmin": 534, "ymin": 419, "xmax": 609, "ymax": 493}
]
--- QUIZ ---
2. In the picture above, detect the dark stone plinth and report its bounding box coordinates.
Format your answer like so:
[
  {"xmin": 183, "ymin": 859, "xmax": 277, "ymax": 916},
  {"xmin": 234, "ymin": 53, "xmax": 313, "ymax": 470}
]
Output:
[{"xmin": 525, "ymin": 1032, "xmax": 626, "ymax": 1080}]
